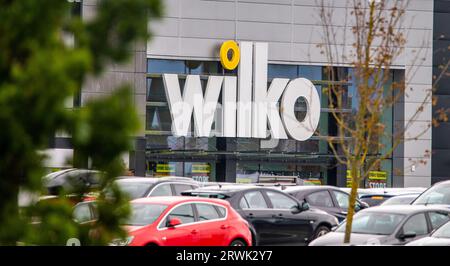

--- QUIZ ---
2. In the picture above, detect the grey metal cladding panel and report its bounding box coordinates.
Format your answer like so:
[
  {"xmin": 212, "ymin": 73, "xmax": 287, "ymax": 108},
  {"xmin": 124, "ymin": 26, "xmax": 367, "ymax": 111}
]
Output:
[
  {"xmin": 180, "ymin": 0, "xmax": 235, "ymax": 20},
  {"xmin": 433, "ymin": 13, "xmax": 450, "ymax": 40},
  {"xmin": 236, "ymin": 21, "xmax": 291, "ymax": 42},
  {"xmin": 431, "ymin": 149, "xmax": 450, "ymax": 178},
  {"xmin": 435, "ymin": 0, "xmax": 450, "ymax": 13},
  {"xmin": 149, "ymin": 18, "xmax": 179, "ymax": 37},
  {"xmin": 242, "ymin": 0, "xmax": 292, "ymax": 5},
  {"xmin": 433, "ymin": 40, "xmax": 450, "ymax": 67},
  {"xmin": 163, "ymin": 0, "xmax": 180, "ymax": 18},
  {"xmin": 180, "ymin": 19, "xmax": 235, "ymax": 39},
  {"xmin": 434, "ymin": 95, "xmax": 450, "ymax": 110},
  {"xmin": 432, "ymin": 122, "xmax": 450, "ymax": 149},
  {"xmin": 433, "ymin": 66, "xmax": 450, "ymax": 95},
  {"xmin": 237, "ymin": 2, "xmax": 292, "ymax": 24}
]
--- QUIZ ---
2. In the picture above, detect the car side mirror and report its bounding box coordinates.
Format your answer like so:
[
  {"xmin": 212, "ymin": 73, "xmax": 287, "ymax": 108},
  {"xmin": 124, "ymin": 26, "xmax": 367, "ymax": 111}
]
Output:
[
  {"xmin": 290, "ymin": 205, "xmax": 302, "ymax": 214},
  {"xmin": 301, "ymin": 201, "xmax": 310, "ymax": 211},
  {"xmin": 398, "ymin": 231, "xmax": 416, "ymax": 240},
  {"xmin": 168, "ymin": 218, "xmax": 182, "ymax": 228}
]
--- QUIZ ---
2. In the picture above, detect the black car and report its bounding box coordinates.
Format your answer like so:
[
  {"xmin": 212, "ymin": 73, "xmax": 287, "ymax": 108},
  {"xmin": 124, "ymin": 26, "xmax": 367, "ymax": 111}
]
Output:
[
  {"xmin": 114, "ymin": 176, "xmax": 200, "ymax": 199},
  {"xmin": 182, "ymin": 185, "xmax": 339, "ymax": 246},
  {"xmin": 309, "ymin": 205, "xmax": 450, "ymax": 246},
  {"xmin": 283, "ymin": 186, "xmax": 369, "ymax": 222}
]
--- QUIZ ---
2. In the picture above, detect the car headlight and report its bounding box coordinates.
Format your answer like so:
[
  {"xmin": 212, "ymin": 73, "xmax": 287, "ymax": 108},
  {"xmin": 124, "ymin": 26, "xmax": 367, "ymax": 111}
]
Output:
[
  {"xmin": 109, "ymin": 236, "xmax": 134, "ymax": 246},
  {"xmin": 333, "ymin": 217, "xmax": 339, "ymax": 225}
]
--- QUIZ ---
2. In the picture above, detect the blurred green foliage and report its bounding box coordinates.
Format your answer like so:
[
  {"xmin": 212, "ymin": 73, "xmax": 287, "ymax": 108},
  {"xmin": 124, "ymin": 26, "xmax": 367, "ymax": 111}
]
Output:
[{"xmin": 0, "ymin": 0, "xmax": 162, "ymax": 245}]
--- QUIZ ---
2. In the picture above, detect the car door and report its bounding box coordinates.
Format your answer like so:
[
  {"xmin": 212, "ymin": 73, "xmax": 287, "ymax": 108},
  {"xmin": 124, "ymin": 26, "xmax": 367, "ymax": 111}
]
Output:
[
  {"xmin": 158, "ymin": 203, "xmax": 197, "ymax": 246},
  {"xmin": 331, "ymin": 190, "xmax": 352, "ymax": 221},
  {"xmin": 237, "ymin": 190, "xmax": 273, "ymax": 246},
  {"xmin": 305, "ymin": 190, "xmax": 339, "ymax": 219},
  {"xmin": 193, "ymin": 203, "xmax": 227, "ymax": 246},
  {"xmin": 395, "ymin": 212, "xmax": 429, "ymax": 245},
  {"xmin": 263, "ymin": 190, "xmax": 313, "ymax": 245}
]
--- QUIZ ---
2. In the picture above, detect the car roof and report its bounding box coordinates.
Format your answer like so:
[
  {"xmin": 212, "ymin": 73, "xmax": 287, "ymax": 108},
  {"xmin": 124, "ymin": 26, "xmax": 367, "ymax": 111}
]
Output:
[
  {"xmin": 361, "ymin": 204, "xmax": 450, "ymax": 214},
  {"xmin": 283, "ymin": 185, "xmax": 340, "ymax": 193},
  {"xmin": 185, "ymin": 184, "xmax": 279, "ymax": 194},
  {"xmin": 131, "ymin": 196, "xmax": 228, "ymax": 206},
  {"xmin": 115, "ymin": 176, "xmax": 196, "ymax": 183}
]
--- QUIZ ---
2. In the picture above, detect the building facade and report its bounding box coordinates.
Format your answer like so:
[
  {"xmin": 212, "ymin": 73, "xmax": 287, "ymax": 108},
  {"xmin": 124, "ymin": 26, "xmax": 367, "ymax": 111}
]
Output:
[{"xmin": 48, "ymin": 0, "xmax": 443, "ymax": 188}]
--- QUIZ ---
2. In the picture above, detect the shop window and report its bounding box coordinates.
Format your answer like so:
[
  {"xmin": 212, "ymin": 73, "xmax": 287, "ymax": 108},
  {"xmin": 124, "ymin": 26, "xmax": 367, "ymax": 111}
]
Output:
[
  {"xmin": 146, "ymin": 106, "xmax": 172, "ymax": 132},
  {"xmin": 147, "ymin": 59, "xmax": 185, "ymax": 74},
  {"xmin": 268, "ymin": 64, "xmax": 297, "ymax": 80}
]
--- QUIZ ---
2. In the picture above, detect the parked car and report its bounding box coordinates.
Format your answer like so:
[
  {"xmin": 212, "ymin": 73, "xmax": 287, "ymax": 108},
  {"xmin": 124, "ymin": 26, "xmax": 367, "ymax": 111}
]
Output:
[
  {"xmin": 309, "ymin": 205, "xmax": 450, "ymax": 246},
  {"xmin": 182, "ymin": 185, "xmax": 339, "ymax": 246},
  {"xmin": 43, "ymin": 168, "xmax": 101, "ymax": 195},
  {"xmin": 380, "ymin": 194, "xmax": 420, "ymax": 206},
  {"xmin": 407, "ymin": 220, "xmax": 450, "ymax": 246},
  {"xmin": 283, "ymin": 186, "xmax": 369, "ymax": 222},
  {"xmin": 358, "ymin": 188, "xmax": 426, "ymax": 206},
  {"xmin": 110, "ymin": 196, "xmax": 252, "ymax": 246},
  {"xmin": 114, "ymin": 176, "xmax": 200, "ymax": 200},
  {"xmin": 412, "ymin": 181, "xmax": 450, "ymax": 206}
]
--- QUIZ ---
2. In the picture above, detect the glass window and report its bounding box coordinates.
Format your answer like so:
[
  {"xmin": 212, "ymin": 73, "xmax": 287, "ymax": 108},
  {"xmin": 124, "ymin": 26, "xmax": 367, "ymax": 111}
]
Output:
[
  {"xmin": 336, "ymin": 212, "xmax": 405, "ymax": 235},
  {"xmin": 242, "ymin": 191, "xmax": 268, "ymax": 209},
  {"xmin": 115, "ymin": 180, "xmax": 155, "ymax": 200},
  {"xmin": 215, "ymin": 206, "xmax": 226, "ymax": 218},
  {"xmin": 146, "ymin": 106, "xmax": 172, "ymax": 131},
  {"xmin": 166, "ymin": 204, "xmax": 195, "ymax": 225},
  {"xmin": 239, "ymin": 197, "xmax": 250, "ymax": 209},
  {"xmin": 196, "ymin": 203, "xmax": 221, "ymax": 221},
  {"xmin": 333, "ymin": 190, "xmax": 350, "ymax": 209},
  {"xmin": 149, "ymin": 184, "xmax": 173, "ymax": 197},
  {"xmin": 402, "ymin": 213, "xmax": 428, "ymax": 236},
  {"xmin": 413, "ymin": 183, "xmax": 450, "ymax": 205},
  {"xmin": 146, "ymin": 78, "xmax": 167, "ymax": 102},
  {"xmin": 174, "ymin": 184, "xmax": 196, "ymax": 196},
  {"xmin": 431, "ymin": 221, "xmax": 450, "ymax": 238},
  {"xmin": 147, "ymin": 59, "xmax": 185, "ymax": 74},
  {"xmin": 428, "ymin": 212, "xmax": 450, "ymax": 230},
  {"xmin": 299, "ymin": 65, "xmax": 322, "ymax": 81},
  {"xmin": 266, "ymin": 191, "xmax": 298, "ymax": 209},
  {"xmin": 268, "ymin": 64, "xmax": 298, "ymax": 79},
  {"xmin": 73, "ymin": 203, "xmax": 92, "ymax": 223},
  {"xmin": 306, "ymin": 191, "xmax": 334, "ymax": 208},
  {"xmin": 127, "ymin": 203, "xmax": 167, "ymax": 226}
]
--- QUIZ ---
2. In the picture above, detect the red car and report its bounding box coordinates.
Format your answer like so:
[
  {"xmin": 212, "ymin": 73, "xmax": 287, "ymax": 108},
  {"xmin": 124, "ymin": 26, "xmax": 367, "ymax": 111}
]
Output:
[{"xmin": 113, "ymin": 196, "xmax": 252, "ymax": 246}]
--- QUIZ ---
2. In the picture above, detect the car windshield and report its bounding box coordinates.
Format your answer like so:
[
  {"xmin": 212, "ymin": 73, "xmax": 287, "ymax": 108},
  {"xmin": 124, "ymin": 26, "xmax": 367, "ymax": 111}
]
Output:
[
  {"xmin": 432, "ymin": 222, "xmax": 450, "ymax": 238},
  {"xmin": 115, "ymin": 180, "xmax": 155, "ymax": 199},
  {"xmin": 381, "ymin": 195, "xmax": 417, "ymax": 206},
  {"xmin": 125, "ymin": 203, "xmax": 167, "ymax": 226},
  {"xmin": 336, "ymin": 212, "xmax": 405, "ymax": 235},
  {"xmin": 413, "ymin": 183, "xmax": 450, "ymax": 205}
]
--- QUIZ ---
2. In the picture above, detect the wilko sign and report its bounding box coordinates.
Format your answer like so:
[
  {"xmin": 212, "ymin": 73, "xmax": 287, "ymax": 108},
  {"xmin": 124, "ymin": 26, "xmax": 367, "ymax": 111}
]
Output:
[{"xmin": 162, "ymin": 41, "xmax": 321, "ymax": 141}]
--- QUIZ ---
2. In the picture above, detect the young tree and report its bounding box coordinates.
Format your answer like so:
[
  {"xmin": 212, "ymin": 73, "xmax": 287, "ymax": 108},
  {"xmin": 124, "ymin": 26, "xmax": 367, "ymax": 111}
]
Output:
[
  {"xmin": 0, "ymin": 0, "xmax": 162, "ymax": 245},
  {"xmin": 317, "ymin": 0, "xmax": 437, "ymax": 243}
]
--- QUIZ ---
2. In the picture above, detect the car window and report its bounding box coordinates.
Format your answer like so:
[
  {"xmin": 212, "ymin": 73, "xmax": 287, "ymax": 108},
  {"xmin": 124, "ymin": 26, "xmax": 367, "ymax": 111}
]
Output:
[
  {"xmin": 115, "ymin": 180, "xmax": 154, "ymax": 199},
  {"xmin": 73, "ymin": 203, "xmax": 92, "ymax": 223},
  {"xmin": 266, "ymin": 191, "xmax": 298, "ymax": 209},
  {"xmin": 413, "ymin": 183, "xmax": 450, "ymax": 205},
  {"xmin": 196, "ymin": 203, "xmax": 221, "ymax": 221},
  {"xmin": 241, "ymin": 191, "xmax": 268, "ymax": 209},
  {"xmin": 431, "ymin": 221, "xmax": 450, "ymax": 238},
  {"xmin": 402, "ymin": 213, "xmax": 428, "ymax": 236},
  {"xmin": 306, "ymin": 191, "xmax": 334, "ymax": 208},
  {"xmin": 215, "ymin": 206, "xmax": 226, "ymax": 218},
  {"xmin": 149, "ymin": 183, "xmax": 173, "ymax": 197},
  {"xmin": 127, "ymin": 203, "xmax": 167, "ymax": 226},
  {"xmin": 174, "ymin": 184, "xmax": 195, "ymax": 195},
  {"xmin": 336, "ymin": 212, "xmax": 405, "ymax": 235},
  {"xmin": 333, "ymin": 190, "xmax": 349, "ymax": 209},
  {"xmin": 428, "ymin": 212, "xmax": 450, "ymax": 230},
  {"xmin": 166, "ymin": 204, "xmax": 195, "ymax": 225}
]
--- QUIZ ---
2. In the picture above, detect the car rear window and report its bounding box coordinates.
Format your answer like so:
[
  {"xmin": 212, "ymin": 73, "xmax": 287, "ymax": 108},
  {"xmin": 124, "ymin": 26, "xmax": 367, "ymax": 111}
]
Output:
[{"xmin": 126, "ymin": 203, "xmax": 167, "ymax": 226}]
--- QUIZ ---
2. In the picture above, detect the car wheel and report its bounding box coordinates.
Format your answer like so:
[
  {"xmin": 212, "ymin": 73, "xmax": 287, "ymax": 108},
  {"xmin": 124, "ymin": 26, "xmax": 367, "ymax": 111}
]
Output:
[
  {"xmin": 313, "ymin": 225, "xmax": 330, "ymax": 239},
  {"xmin": 230, "ymin": 239, "xmax": 247, "ymax": 246}
]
